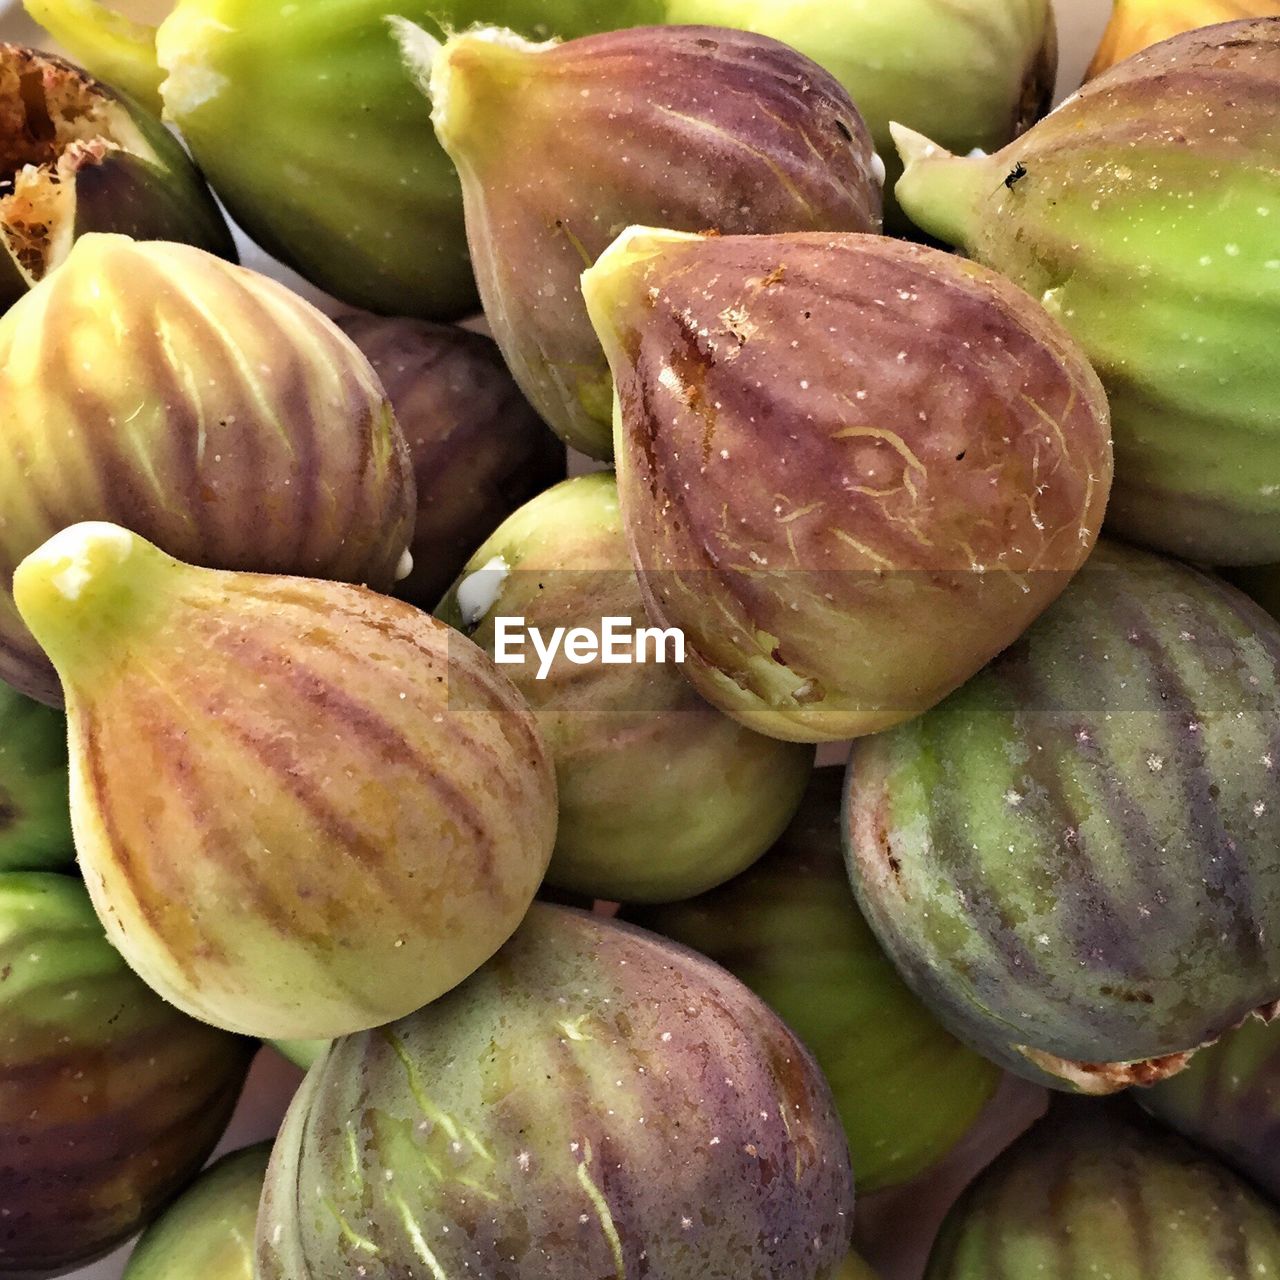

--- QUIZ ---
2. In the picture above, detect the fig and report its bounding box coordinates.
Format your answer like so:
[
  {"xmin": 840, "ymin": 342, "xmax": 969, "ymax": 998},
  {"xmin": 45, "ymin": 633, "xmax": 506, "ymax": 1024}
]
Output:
[
  {"xmin": 24, "ymin": 0, "xmax": 665, "ymax": 319},
  {"xmin": 337, "ymin": 313, "xmax": 565, "ymax": 609},
  {"xmin": 845, "ymin": 542, "xmax": 1280, "ymax": 1094},
  {"xmin": 631, "ymin": 768, "xmax": 1000, "ymax": 1191},
  {"xmin": 271, "ymin": 1039, "xmax": 327, "ymax": 1071},
  {"xmin": 662, "ymin": 0, "xmax": 1056, "ymax": 230},
  {"xmin": 582, "ymin": 226, "xmax": 1111, "ymax": 743},
  {"xmin": 926, "ymin": 1100, "xmax": 1280, "ymax": 1278},
  {"xmin": 0, "ymin": 680, "xmax": 72, "ymax": 873},
  {"xmin": 0, "ymin": 44, "xmax": 234, "ymax": 313},
  {"xmin": 838, "ymin": 1257, "xmax": 877, "ymax": 1280},
  {"xmin": 417, "ymin": 24, "xmax": 882, "ymax": 458},
  {"xmin": 0, "ymin": 232, "xmax": 415, "ymax": 706},
  {"xmin": 894, "ymin": 19, "xmax": 1280, "ymax": 565},
  {"xmin": 256, "ymin": 904, "xmax": 854, "ymax": 1280},
  {"xmin": 123, "ymin": 1143, "xmax": 271, "ymax": 1280},
  {"xmin": 438, "ymin": 473, "xmax": 813, "ymax": 903},
  {"xmin": 11, "ymin": 521, "xmax": 557, "ymax": 1039},
  {"xmin": 0, "ymin": 871, "xmax": 254, "ymax": 1277}
]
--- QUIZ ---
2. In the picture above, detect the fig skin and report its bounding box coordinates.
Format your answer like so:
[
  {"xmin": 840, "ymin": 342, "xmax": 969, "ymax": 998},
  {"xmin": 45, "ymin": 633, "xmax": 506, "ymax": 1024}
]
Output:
[
  {"xmin": 845, "ymin": 542, "xmax": 1280, "ymax": 1094},
  {"xmin": 336, "ymin": 312, "xmax": 566, "ymax": 609},
  {"xmin": 0, "ymin": 872, "xmax": 254, "ymax": 1278},
  {"xmin": 256, "ymin": 904, "xmax": 855, "ymax": 1280},
  {"xmin": 11, "ymin": 522, "xmax": 557, "ymax": 1040},
  {"xmin": 583, "ymin": 227, "xmax": 1112, "ymax": 743},
  {"xmin": 421, "ymin": 23, "xmax": 883, "ymax": 458},
  {"xmin": 438, "ymin": 473, "xmax": 814, "ymax": 904},
  {"xmin": 0, "ymin": 233, "xmax": 416, "ymax": 707},
  {"xmin": 837, "ymin": 1257, "xmax": 878, "ymax": 1280},
  {"xmin": 0, "ymin": 681, "xmax": 72, "ymax": 873},
  {"xmin": 631, "ymin": 768, "xmax": 1000, "ymax": 1192},
  {"xmin": 895, "ymin": 19, "xmax": 1280, "ymax": 565}
]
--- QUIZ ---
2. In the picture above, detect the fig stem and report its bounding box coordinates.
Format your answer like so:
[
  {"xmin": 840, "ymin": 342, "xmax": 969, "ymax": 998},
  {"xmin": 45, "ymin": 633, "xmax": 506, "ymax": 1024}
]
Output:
[{"xmin": 890, "ymin": 122, "xmax": 989, "ymax": 252}]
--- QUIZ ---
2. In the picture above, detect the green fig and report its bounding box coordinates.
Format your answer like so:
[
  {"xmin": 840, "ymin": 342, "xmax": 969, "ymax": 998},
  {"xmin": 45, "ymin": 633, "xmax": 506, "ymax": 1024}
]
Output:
[
  {"xmin": 271, "ymin": 1039, "xmax": 327, "ymax": 1072},
  {"xmin": 845, "ymin": 542, "xmax": 1280, "ymax": 1093},
  {"xmin": 583, "ymin": 227, "xmax": 1112, "ymax": 743},
  {"xmin": 336, "ymin": 313, "xmax": 566, "ymax": 609},
  {"xmin": 895, "ymin": 19, "xmax": 1280, "ymax": 565},
  {"xmin": 123, "ymin": 1143, "xmax": 271, "ymax": 1280},
  {"xmin": 837, "ymin": 1257, "xmax": 878, "ymax": 1280},
  {"xmin": 257, "ymin": 904, "xmax": 855, "ymax": 1280},
  {"xmin": 631, "ymin": 768, "xmax": 1000, "ymax": 1191},
  {"xmin": 11, "ymin": 522, "xmax": 557, "ymax": 1039},
  {"xmin": 418, "ymin": 23, "xmax": 882, "ymax": 457},
  {"xmin": 438, "ymin": 473, "xmax": 813, "ymax": 903},
  {"xmin": 0, "ymin": 43, "xmax": 234, "ymax": 313},
  {"xmin": 0, "ymin": 680, "xmax": 72, "ymax": 873},
  {"xmin": 0, "ymin": 232, "xmax": 415, "ymax": 706},
  {"xmin": 0, "ymin": 871, "xmax": 254, "ymax": 1277}
]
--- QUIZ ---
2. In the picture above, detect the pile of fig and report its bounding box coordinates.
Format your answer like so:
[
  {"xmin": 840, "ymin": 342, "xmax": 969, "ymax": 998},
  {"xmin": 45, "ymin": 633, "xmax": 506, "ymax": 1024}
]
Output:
[{"xmin": 0, "ymin": 3, "xmax": 1276, "ymax": 1279}]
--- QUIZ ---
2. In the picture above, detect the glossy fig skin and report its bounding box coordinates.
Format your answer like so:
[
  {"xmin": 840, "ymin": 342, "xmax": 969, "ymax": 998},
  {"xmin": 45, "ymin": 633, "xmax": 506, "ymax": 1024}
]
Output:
[
  {"xmin": 0, "ymin": 233, "xmax": 415, "ymax": 706},
  {"xmin": 12, "ymin": 523, "xmax": 557, "ymax": 1039},
  {"xmin": 630, "ymin": 768, "xmax": 1000, "ymax": 1191},
  {"xmin": 583, "ymin": 227, "xmax": 1111, "ymax": 743},
  {"xmin": 426, "ymin": 24, "xmax": 882, "ymax": 457},
  {"xmin": 438, "ymin": 473, "xmax": 814, "ymax": 903},
  {"xmin": 927, "ymin": 1100, "xmax": 1280, "ymax": 1278},
  {"xmin": 337, "ymin": 313, "xmax": 566, "ymax": 609},
  {"xmin": 0, "ymin": 872, "xmax": 254, "ymax": 1278},
  {"xmin": 845, "ymin": 542, "xmax": 1280, "ymax": 1094},
  {"xmin": 257, "ymin": 905, "xmax": 854, "ymax": 1280},
  {"xmin": 896, "ymin": 20, "xmax": 1280, "ymax": 565},
  {"xmin": 0, "ymin": 681, "xmax": 72, "ymax": 872}
]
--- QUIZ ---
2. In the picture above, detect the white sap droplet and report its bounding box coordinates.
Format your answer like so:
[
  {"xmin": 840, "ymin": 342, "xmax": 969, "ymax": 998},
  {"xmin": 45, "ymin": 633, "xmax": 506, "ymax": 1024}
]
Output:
[
  {"xmin": 456, "ymin": 555, "xmax": 510, "ymax": 626},
  {"xmin": 394, "ymin": 547, "xmax": 414, "ymax": 582},
  {"xmin": 870, "ymin": 152, "xmax": 886, "ymax": 186},
  {"xmin": 34, "ymin": 523, "xmax": 136, "ymax": 602}
]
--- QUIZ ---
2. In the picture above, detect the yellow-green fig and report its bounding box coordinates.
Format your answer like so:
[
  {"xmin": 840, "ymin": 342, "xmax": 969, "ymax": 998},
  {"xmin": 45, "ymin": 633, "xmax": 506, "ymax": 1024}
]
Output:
[
  {"xmin": 0, "ymin": 680, "xmax": 72, "ymax": 872},
  {"xmin": 12, "ymin": 522, "xmax": 558, "ymax": 1039}
]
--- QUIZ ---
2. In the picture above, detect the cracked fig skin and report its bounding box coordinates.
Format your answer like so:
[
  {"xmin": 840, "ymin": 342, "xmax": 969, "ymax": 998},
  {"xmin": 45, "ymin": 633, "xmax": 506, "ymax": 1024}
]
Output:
[
  {"xmin": 11, "ymin": 523, "xmax": 557, "ymax": 1039},
  {"xmin": 582, "ymin": 227, "xmax": 1111, "ymax": 743},
  {"xmin": 257, "ymin": 905, "xmax": 854, "ymax": 1280}
]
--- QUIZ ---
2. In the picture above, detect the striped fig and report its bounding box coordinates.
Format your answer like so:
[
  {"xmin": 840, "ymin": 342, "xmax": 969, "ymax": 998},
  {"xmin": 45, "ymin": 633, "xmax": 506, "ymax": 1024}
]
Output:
[
  {"xmin": 124, "ymin": 1143, "xmax": 271, "ymax": 1280},
  {"xmin": 926, "ymin": 1100, "xmax": 1280, "ymax": 1278},
  {"xmin": 0, "ymin": 680, "xmax": 72, "ymax": 872},
  {"xmin": 336, "ymin": 313, "xmax": 565, "ymax": 609},
  {"xmin": 416, "ymin": 23, "xmax": 882, "ymax": 457},
  {"xmin": 895, "ymin": 19, "xmax": 1280, "ymax": 564},
  {"xmin": 582, "ymin": 227, "xmax": 1112, "ymax": 743},
  {"xmin": 11, "ymin": 522, "xmax": 557, "ymax": 1039},
  {"xmin": 438, "ymin": 473, "xmax": 814, "ymax": 903},
  {"xmin": 845, "ymin": 542, "xmax": 1280, "ymax": 1094},
  {"xmin": 0, "ymin": 871, "xmax": 254, "ymax": 1277},
  {"xmin": 0, "ymin": 44, "xmax": 234, "ymax": 313},
  {"xmin": 0, "ymin": 232, "xmax": 415, "ymax": 706},
  {"xmin": 256, "ymin": 904, "xmax": 855, "ymax": 1280},
  {"xmin": 631, "ymin": 769, "xmax": 1000, "ymax": 1191}
]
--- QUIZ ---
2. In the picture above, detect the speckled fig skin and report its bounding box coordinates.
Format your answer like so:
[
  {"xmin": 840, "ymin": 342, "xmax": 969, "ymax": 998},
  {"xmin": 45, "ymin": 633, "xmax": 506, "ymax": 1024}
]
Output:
[
  {"xmin": 0, "ymin": 681, "xmax": 72, "ymax": 872},
  {"xmin": 895, "ymin": 19, "xmax": 1280, "ymax": 565},
  {"xmin": 0, "ymin": 872, "xmax": 254, "ymax": 1278},
  {"xmin": 11, "ymin": 522, "xmax": 557, "ymax": 1039},
  {"xmin": 438, "ymin": 473, "xmax": 814, "ymax": 903},
  {"xmin": 1087, "ymin": 1, "xmax": 1280, "ymax": 79},
  {"xmin": 0, "ymin": 234, "xmax": 415, "ymax": 706},
  {"xmin": 845, "ymin": 542, "xmax": 1280, "ymax": 1095},
  {"xmin": 421, "ymin": 24, "xmax": 882, "ymax": 458},
  {"xmin": 336, "ymin": 313, "xmax": 565, "ymax": 608},
  {"xmin": 583, "ymin": 227, "xmax": 1111, "ymax": 743},
  {"xmin": 257, "ymin": 905, "xmax": 854, "ymax": 1280},
  {"xmin": 926, "ymin": 1100, "xmax": 1280, "ymax": 1279},
  {"xmin": 631, "ymin": 769, "xmax": 1000, "ymax": 1191}
]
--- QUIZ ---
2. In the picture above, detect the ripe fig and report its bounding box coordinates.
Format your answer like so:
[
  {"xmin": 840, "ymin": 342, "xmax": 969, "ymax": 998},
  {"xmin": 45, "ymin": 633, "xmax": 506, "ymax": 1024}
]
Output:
[
  {"xmin": 895, "ymin": 19, "xmax": 1280, "ymax": 564},
  {"xmin": 0, "ymin": 680, "xmax": 72, "ymax": 872},
  {"xmin": 0, "ymin": 871, "xmax": 254, "ymax": 1277},
  {"xmin": 256, "ymin": 904, "xmax": 854, "ymax": 1280},
  {"xmin": 583, "ymin": 226, "xmax": 1111, "ymax": 743},
  {"xmin": 438, "ymin": 473, "xmax": 813, "ymax": 903},
  {"xmin": 926, "ymin": 1099, "xmax": 1280, "ymax": 1278},
  {"xmin": 0, "ymin": 44, "xmax": 234, "ymax": 313},
  {"xmin": 336, "ymin": 312, "xmax": 565, "ymax": 609},
  {"xmin": 0, "ymin": 232, "xmax": 415, "ymax": 706},
  {"xmin": 418, "ymin": 23, "xmax": 882, "ymax": 457},
  {"xmin": 11, "ymin": 522, "xmax": 557, "ymax": 1039},
  {"xmin": 845, "ymin": 542, "xmax": 1280, "ymax": 1094},
  {"xmin": 631, "ymin": 769, "xmax": 1000, "ymax": 1191},
  {"xmin": 123, "ymin": 1143, "xmax": 271, "ymax": 1280}
]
